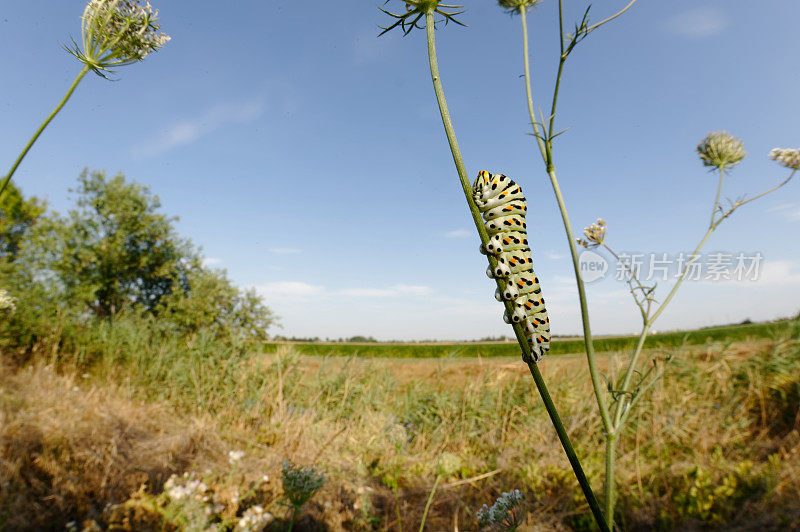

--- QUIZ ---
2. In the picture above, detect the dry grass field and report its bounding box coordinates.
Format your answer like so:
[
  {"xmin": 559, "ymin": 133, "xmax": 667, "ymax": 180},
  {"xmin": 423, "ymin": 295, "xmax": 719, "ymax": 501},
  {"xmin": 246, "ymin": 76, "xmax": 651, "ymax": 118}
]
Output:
[{"xmin": 2, "ymin": 324, "xmax": 799, "ymax": 531}]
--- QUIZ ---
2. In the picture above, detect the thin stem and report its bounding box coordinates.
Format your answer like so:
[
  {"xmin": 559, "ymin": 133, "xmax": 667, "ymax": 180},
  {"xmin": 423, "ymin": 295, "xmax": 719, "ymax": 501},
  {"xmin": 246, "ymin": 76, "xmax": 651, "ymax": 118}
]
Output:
[
  {"xmin": 613, "ymin": 168, "xmax": 797, "ymax": 429},
  {"xmin": 520, "ymin": 2, "xmax": 612, "ymax": 438},
  {"xmin": 586, "ymin": 0, "xmax": 639, "ymax": 32},
  {"xmin": 710, "ymin": 166, "xmax": 725, "ymax": 227},
  {"xmin": 519, "ymin": 7, "xmax": 547, "ymax": 163},
  {"xmin": 717, "ymin": 169, "xmax": 796, "ymax": 221},
  {"xmin": 604, "ymin": 434, "xmax": 617, "ymax": 525},
  {"xmin": 424, "ymin": 11, "xmax": 609, "ymax": 531},
  {"xmin": 603, "ymin": 243, "xmax": 650, "ymax": 322},
  {"xmin": 549, "ymin": 171, "xmax": 614, "ymax": 428},
  {"xmin": 0, "ymin": 65, "xmax": 91, "ymax": 199},
  {"xmin": 525, "ymin": 359, "xmax": 610, "ymax": 532},
  {"xmin": 394, "ymin": 486, "xmax": 403, "ymax": 532},
  {"xmin": 419, "ymin": 475, "xmax": 441, "ymax": 532}
]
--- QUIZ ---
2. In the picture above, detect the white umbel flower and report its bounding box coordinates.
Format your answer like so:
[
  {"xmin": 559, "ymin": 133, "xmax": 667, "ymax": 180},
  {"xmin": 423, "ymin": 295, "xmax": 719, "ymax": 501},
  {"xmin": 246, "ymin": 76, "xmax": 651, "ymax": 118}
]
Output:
[
  {"xmin": 769, "ymin": 148, "xmax": 800, "ymax": 170},
  {"xmin": 0, "ymin": 290, "xmax": 16, "ymax": 312},
  {"xmin": 65, "ymin": 0, "xmax": 170, "ymax": 78}
]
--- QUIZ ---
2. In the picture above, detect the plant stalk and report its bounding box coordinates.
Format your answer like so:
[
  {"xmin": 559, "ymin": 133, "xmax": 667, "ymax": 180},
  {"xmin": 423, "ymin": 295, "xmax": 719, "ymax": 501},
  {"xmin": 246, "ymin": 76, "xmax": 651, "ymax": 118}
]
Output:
[
  {"xmin": 604, "ymin": 433, "xmax": 617, "ymax": 523},
  {"xmin": 519, "ymin": 6, "xmax": 612, "ymax": 437},
  {"xmin": 424, "ymin": 11, "xmax": 609, "ymax": 531},
  {"xmin": 419, "ymin": 475, "xmax": 441, "ymax": 532},
  {"xmin": 0, "ymin": 65, "xmax": 91, "ymax": 199},
  {"xmin": 710, "ymin": 166, "xmax": 725, "ymax": 227}
]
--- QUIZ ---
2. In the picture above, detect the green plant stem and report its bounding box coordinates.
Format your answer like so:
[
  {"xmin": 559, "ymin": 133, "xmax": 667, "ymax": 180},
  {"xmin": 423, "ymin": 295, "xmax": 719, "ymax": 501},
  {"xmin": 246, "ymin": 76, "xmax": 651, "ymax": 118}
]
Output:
[
  {"xmin": 419, "ymin": 475, "xmax": 441, "ymax": 532},
  {"xmin": 604, "ymin": 433, "xmax": 617, "ymax": 524},
  {"xmin": 710, "ymin": 166, "xmax": 725, "ymax": 227},
  {"xmin": 523, "ymin": 359, "xmax": 609, "ymax": 532},
  {"xmin": 0, "ymin": 65, "xmax": 91, "ymax": 199},
  {"xmin": 394, "ymin": 486, "xmax": 403, "ymax": 532},
  {"xmin": 424, "ymin": 11, "xmax": 609, "ymax": 532},
  {"xmin": 519, "ymin": 6, "xmax": 612, "ymax": 436},
  {"xmin": 288, "ymin": 506, "xmax": 297, "ymax": 532},
  {"xmin": 520, "ymin": 7, "xmax": 548, "ymax": 163}
]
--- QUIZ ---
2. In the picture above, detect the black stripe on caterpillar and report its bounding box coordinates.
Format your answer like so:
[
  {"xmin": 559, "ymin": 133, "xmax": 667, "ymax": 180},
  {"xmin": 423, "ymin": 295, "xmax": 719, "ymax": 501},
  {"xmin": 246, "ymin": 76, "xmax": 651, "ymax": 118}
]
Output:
[{"xmin": 473, "ymin": 170, "xmax": 550, "ymax": 361}]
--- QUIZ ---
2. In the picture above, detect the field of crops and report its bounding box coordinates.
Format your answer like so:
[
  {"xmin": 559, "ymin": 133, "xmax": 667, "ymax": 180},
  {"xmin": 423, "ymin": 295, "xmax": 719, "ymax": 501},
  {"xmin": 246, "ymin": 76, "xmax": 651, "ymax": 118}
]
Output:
[{"xmin": 264, "ymin": 319, "xmax": 796, "ymax": 358}]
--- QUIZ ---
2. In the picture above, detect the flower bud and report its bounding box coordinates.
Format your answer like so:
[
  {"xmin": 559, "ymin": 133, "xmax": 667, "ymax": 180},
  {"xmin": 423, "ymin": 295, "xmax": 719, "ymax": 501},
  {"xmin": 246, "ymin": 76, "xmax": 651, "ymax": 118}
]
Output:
[
  {"xmin": 696, "ymin": 131, "xmax": 746, "ymax": 169},
  {"xmin": 580, "ymin": 218, "xmax": 606, "ymax": 248}
]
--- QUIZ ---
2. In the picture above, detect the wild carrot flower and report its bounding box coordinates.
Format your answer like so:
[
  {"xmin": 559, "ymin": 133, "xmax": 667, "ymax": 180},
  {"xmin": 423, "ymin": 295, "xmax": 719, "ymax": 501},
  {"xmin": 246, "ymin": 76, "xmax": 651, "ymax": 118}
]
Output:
[
  {"xmin": 281, "ymin": 460, "xmax": 326, "ymax": 508},
  {"xmin": 769, "ymin": 148, "xmax": 800, "ymax": 170},
  {"xmin": 436, "ymin": 452, "xmax": 462, "ymax": 476},
  {"xmin": 228, "ymin": 450, "xmax": 245, "ymax": 464},
  {"xmin": 578, "ymin": 218, "xmax": 606, "ymax": 248},
  {"xmin": 697, "ymin": 131, "xmax": 746, "ymax": 169},
  {"xmin": 0, "ymin": 290, "xmax": 16, "ymax": 312},
  {"xmin": 497, "ymin": 0, "xmax": 541, "ymax": 13},
  {"xmin": 236, "ymin": 505, "xmax": 273, "ymax": 531},
  {"xmin": 379, "ymin": 0, "xmax": 466, "ymax": 36},
  {"xmin": 65, "ymin": 0, "xmax": 170, "ymax": 78}
]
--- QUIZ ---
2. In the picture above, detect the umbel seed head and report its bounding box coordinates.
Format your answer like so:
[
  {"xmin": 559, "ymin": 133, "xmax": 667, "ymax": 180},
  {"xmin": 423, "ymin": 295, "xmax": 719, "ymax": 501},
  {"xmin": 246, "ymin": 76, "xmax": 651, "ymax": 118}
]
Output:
[
  {"xmin": 697, "ymin": 131, "xmax": 746, "ymax": 170},
  {"xmin": 65, "ymin": 0, "xmax": 170, "ymax": 78},
  {"xmin": 497, "ymin": 0, "xmax": 541, "ymax": 13}
]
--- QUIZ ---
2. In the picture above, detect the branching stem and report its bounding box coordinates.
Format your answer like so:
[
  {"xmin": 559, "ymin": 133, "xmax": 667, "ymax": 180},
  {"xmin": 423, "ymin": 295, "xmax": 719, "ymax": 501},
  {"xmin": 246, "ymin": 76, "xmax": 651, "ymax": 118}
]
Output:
[{"xmin": 424, "ymin": 10, "xmax": 608, "ymax": 531}]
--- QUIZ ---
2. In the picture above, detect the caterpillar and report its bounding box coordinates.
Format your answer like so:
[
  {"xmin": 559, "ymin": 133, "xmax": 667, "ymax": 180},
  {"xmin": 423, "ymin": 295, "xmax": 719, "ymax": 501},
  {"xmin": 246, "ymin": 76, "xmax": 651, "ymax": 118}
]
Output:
[{"xmin": 473, "ymin": 170, "xmax": 550, "ymax": 362}]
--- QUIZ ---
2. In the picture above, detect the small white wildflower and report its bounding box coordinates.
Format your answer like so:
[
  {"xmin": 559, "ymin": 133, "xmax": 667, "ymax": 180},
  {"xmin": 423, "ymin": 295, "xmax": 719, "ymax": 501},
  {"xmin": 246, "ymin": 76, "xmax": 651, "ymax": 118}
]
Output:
[
  {"xmin": 769, "ymin": 147, "xmax": 800, "ymax": 170},
  {"xmin": 235, "ymin": 505, "xmax": 274, "ymax": 531},
  {"xmin": 0, "ymin": 290, "xmax": 16, "ymax": 312},
  {"xmin": 261, "ymin": 474, "xmax": 270, "ymax": 484},
  {"xmin": 228, "ymin": 450, "xmax": 245, "ymax": 464},
  {"xmin": 578, "ymin": 218, "xmax": 606, "ymax": 248}
]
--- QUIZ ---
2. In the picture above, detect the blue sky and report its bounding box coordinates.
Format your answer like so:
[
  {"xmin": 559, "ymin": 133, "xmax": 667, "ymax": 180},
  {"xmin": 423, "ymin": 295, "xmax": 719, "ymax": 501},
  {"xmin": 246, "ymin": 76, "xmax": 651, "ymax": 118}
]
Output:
[{"xmin": 2, "ymin": 1, "xmax": 799, "ymax": 340}]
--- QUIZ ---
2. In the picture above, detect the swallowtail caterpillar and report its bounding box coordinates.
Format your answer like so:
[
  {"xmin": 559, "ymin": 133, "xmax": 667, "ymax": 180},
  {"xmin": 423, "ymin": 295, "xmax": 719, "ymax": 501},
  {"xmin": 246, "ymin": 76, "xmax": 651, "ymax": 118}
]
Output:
[{"xmin": 473, "ymin": 170, "xmax": 550, "ymax": 361}]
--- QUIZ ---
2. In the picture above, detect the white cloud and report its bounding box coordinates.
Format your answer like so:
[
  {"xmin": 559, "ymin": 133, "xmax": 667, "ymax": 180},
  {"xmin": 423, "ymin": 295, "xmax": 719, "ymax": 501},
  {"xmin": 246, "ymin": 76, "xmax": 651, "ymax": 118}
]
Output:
[
  {"xmin": 769, "ymin": 203, "xmax": 800, "ymax": 221},
  {"xmin": 339, "ymin": 284, "xmax": 431, "ymax": 298},
  {"xmin": 255, "ymin": 282, "xmax": 432, "ymax": 301},
  {"xmin": 665, "ymin": 7, "xmax": 729, "ymax": 38},
  {"xmin": 269, "ymin": 248, "xmax": 302, "ymax": 255},
  {"xmin": 753, "ymin": 260, "xmax": 800, "ymax": 285},
  {"xmin": 133, "ymin": 99, "xmax": 264, "ymax": 157},
  {"xmin": 201, "ymin": 257, "xmax": 222, "ymax": 267},
  {"xmin": 255, "ymin": 281, "xmax": 325, "ymax": 300},
  {"xmin": 544, "ymin": 250, "xmax": 564, "ymax": 260},
  {"xmin": 393, "ymin": 284, "xmax": 432, "ymax": 296},
  {"xmin": 442, "ymin": 229, "xmax": 472, "ymax": 238}
]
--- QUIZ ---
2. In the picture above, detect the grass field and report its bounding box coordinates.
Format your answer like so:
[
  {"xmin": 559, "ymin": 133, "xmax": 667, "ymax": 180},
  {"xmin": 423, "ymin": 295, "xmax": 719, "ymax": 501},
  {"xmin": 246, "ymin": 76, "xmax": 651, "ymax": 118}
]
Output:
[
  {"xmin": 264, "ymin": 319, "xmax": 797, "ymax": 358},
  {"xmin": 2, "ymin": 319, "xmax": 798, "ymax": 530}
]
